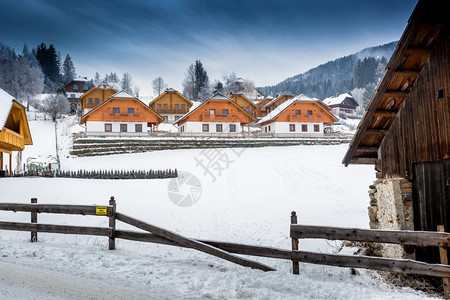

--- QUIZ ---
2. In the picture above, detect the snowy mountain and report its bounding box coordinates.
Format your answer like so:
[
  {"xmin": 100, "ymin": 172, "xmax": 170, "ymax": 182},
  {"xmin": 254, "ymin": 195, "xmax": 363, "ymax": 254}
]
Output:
[{"xmin": 259, "ymin": 41, "xmax": 397, "ymax": 99}]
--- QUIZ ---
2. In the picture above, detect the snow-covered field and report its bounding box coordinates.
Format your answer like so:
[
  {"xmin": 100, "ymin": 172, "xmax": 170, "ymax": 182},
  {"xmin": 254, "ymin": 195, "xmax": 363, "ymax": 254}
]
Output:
[{"xmin": 0, "ymin": 118, "xmax": 439, "ymax": 299}]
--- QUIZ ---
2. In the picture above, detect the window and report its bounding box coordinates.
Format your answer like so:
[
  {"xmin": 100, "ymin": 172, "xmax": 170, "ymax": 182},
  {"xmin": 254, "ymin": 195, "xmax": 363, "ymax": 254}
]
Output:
[
  {"xmin": 88, "ymin": 98, "xmax": 93, "ymax": 104},
  {"xmin": 222, "ymin": 109, "xmax": 228, "ymax": 115},
  {"xmin": 210, "ymin": 109, "xmax": 215, "ymax": 115},
  {"xmin": 302, "ymin": 124, "xmax": 308, "ymax": 132},
  {"xmin": 83, "ymin": 85, "xmax": 88, "ymax": 90},
  {"xmin": 202, "ymin": 124, "xmax": 209, "ymax": 132},
  {"xmin": 265, "ymin": 127, "xmax": 268, "ymax": 132},
  {"xmin": 295, "ymin": 110, "xmax": 301, "ymax": 115},
  {"xmin": 135, "ymin": 124, "xmax": 142, "ymax": 132},
  {"xmin": 70, "ymin": 94, "xmax": 75, "ymax": 98},
  {"xmin": 105, "ymin": 124, "xmax": 112, "ymax": 132},
  {"xmin": 268, "ymin": 126, "xmax": 271, "ymax": 132},
  {"xmin": 246, "ymin": 107, "xmax": 249, "ymax": 112},
  {"xmin": 157, "ymin": 104, "xmax": 161, "ymax": 109},
  {"xmin": 175, "ymin": 104, "xmax": 179, "ymax": 109},
  {"xmin": 216, "ymin": 124, "xmax": 223, "ymax": 132},
  {"xmin": 230, "ymin": 124, "xmax": 236, "ymax": 132},
  {"xmin": 289, "ymin": 124, "xmax": 295, "ymax": 132},
  {"xmin": 128, "ymin": 108, "xmax": 134, "ymax": 114},
  {"xmin": 314, "ymin": 125, "xmax": 320, "ymax": 132},
  {"xmin": 163, "ymin": 104, "xmax": 167, "ymax": 109},
  {"xmin": 175, "ymin": 116, "xmax": 180, "ymax": 121},
  {"xmin": 181, "ymin": 104, "xmax": 185, "ymax": 109},
  {"xmin": 73, "ymin": 84, "xmax": 78, "ymax": 89},
  {"xmin": 120, "ymin": 124, "xmax": 127, "ymax": 132},
  {"xmin": 277, "ymin": 101, "xmax": 280, "ymax": 105},
  {"xmin": 113, "ymin": 108, "xmax": 119, "ymax": 114},
  {"xmin": 307, "ymin": 110, "xmax": 312, "ymax": 116},
  {"xmin": 95, "ymin": 98, "xmax": 99, "ymax": 104}
]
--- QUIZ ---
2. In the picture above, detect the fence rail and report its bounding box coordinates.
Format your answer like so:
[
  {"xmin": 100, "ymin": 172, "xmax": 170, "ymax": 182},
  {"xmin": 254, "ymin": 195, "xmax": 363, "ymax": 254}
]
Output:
[{"xmin": 0, "ymin": 203, "xmax": 114, "ymax": 216}]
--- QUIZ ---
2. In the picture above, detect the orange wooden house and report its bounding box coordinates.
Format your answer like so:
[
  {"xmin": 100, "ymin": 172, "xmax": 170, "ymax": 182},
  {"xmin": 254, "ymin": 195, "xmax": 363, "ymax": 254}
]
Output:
[
  {"xmin": 255, "ymin": 96, "xmax": 273, "ymax": 119},
  {"xmin": 149, "ymin": 88, "xmax": 193, "ymax": 123},
  {"xmin": 0, "ymin": 88, "xmax": 32, "ymax": 177},
  {"xmin": 257, "ymin": 94, "xmax": 338, "ymax": 136},
  {"xmin": 228, "ymin": 92, "xmax": 257, "ymax": 117},
  {"xmin": 80, "ymin": 86, "xmax": 118, "ymax": 115},
  {"xmin": 81, "ymin": 91, "xmax": 164, "ymax": 136},
  {"xmin": 265, "ymin": 93, "xmax": 294, "ymax": 114},
  {"xmin": 174, "ymin": 93, "xmax": 256, "ymax": 135}
]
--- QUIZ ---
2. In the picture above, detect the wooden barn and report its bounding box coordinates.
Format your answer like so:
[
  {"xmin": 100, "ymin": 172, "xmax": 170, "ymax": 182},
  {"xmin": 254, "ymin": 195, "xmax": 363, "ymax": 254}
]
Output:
[
  {"xmin": 343, "ymin": 0, "xmax": 450, "ymax": 262},
  {"xmin": 0, "ymin": 88, "xmax": 32, "ymax": 177},
  {"xmin": 81, "ymin": 91, "xmax": 164, "ymax": 136},
  {"xmin": 174, "ymin": 93, "xmax": 255, "ymax": 136},
  {"xmin": 80, "ymin": 86, "xmax": 118, "ymax": 115},
  {"xmin": 149, "ymin": 88, "xmax": 193, "ymax": 123}
]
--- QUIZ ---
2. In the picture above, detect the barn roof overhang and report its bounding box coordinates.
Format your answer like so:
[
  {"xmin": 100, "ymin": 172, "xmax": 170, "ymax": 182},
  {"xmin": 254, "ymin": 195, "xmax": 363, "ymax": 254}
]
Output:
[{"xmin": 343, "ymin": 0, "xmax": 449, "ymax": 166}]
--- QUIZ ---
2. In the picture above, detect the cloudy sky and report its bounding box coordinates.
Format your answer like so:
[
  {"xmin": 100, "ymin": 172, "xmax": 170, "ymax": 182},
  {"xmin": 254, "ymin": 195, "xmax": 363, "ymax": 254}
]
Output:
[{"xmin": 1, "ymin": 0, "xmax": 417, "ymax": 96}]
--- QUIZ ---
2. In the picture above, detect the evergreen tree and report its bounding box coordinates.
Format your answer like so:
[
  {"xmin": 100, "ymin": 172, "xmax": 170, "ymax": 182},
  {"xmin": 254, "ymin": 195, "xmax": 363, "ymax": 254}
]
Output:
[
  {"xmin": 194, "ymin": 60, "xmax": 210, "ymax": 101},
  {"xmin": 61, "ymin": 54, "xmax": 76, "ymax": 84},
  {"xmin": 34, "ymin": 43, "xmax": 62, "ymax": 91},
  {"xmin": 94, "ymin": 72, "xmax": 102, "ymax": 85},
  {"xmin": 212, "ymin": 80, "xmax": 224, "ymax": 94},
  {"xmin": 121, "ymin": 72, "xmax": 133, "ymax": 93}
]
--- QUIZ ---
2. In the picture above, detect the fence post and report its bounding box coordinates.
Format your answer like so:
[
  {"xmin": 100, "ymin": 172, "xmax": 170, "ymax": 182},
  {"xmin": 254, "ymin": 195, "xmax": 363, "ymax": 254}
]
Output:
[
  {"xmin": 30, "ymin": 198, "xmax": 37, "ymax": 242},
  {"xmin": 109, "ymin": 196, "xmax": 116, "ymax": 250},
  {"xmin": 291, "ymin": 211, "xmax": 299, "ymax": 275},
  {"xmin": 437, "ymin": 225, "xmax": 450, "ymax": 299}
]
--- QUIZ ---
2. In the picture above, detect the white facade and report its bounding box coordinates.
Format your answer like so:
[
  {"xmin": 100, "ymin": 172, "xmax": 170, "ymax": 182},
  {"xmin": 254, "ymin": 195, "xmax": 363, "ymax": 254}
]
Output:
[
  {"xmin": 85, "ymin": 121, "xmax": 148, "ymax": 136},
  {"xmin": 260, "ymin": 122, "xmax": 324, "ymax": 136},
  {"xmin": 179, "ymin": 121, "xmax": 243, "ymax": 134},
  {"xmin": 161, "ymin": 114, "xmax": 185, "ymax": 123}
]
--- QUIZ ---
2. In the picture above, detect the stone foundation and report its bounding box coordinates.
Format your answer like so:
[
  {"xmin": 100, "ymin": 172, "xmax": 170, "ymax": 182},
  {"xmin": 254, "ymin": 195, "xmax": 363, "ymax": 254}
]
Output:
[{"xmin": 368, "ymin": 178, "xmax": 414, "ymax": 259}]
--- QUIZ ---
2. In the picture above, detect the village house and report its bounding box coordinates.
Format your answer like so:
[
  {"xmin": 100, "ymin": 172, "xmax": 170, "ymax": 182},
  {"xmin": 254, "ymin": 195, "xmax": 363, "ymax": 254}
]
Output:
[
  {"xmin": 80, "ymin": 85, "xmax": 118, "ymax": 115},
  {"xmin": 257, "ymin": 94, "xmax": 337, "ymax": 137},
  {"xmin": 264, "ymin": 93, "xmax": 294, "ymax": 115},
  {"xmin": 343, "ymin": 0, "xmax": 449, "ymax": 263},
  {"xmin": 65, "ymin": 77, "xmax": 95, "ymax": 114},
  {"xmin": 80, "ymin": 91, "xmax": 164, "ymax": 136},
  {"xmin": 255, "ymin": 96, "xmax": 273, "ymax": 119},
  {"xmin": 228, "ymin": 92, "xmax": 257, "ymax": 117},
  {"xmin": 174, "ymin": 93, "xmax": 256, "ymax": 136},
  {"xmin": 323, "ymin": 93, "xmax": 359, "ymax": 117},
  {"xmin": 0, "ymin": 88, "xmax": 32, "ymax": 177},
  {"xmin": 149, "ymin": 88, "xmax": 192, "ymax": 123}
]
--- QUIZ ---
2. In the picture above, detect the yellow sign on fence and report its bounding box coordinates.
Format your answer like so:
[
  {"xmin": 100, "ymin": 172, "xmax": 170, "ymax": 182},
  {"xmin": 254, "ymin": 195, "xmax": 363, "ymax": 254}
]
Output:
[{"xmin": 96, "ymin": 207, "xmax": 108, "ymax": 215}]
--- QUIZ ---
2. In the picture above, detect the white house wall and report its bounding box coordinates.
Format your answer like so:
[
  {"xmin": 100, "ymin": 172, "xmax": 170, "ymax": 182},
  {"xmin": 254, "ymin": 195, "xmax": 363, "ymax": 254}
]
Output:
[
  {"xmin": 86, "ymin": 121, "xmax": 147, "ymax": 133},
  {"xmin": 179, "ymin": 122, "xmax": 242, "ymax": 133},
  {"xmin": 261, "ymin": 122, "xmax": 324, "ymax": 136}
]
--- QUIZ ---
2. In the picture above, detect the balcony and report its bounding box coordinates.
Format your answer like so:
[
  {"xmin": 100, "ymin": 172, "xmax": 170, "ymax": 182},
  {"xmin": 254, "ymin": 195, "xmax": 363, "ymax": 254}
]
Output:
[
  {"xmin": 202, "ymin": 114, "xmax": 239, "ymax": 121},
  {"xmin": 155, "ymin": 108, "xmax": 188, "ymax": 114},
  {"xmin": 0, "ymin": 128, "xmax": 25, "ymax": 151}
]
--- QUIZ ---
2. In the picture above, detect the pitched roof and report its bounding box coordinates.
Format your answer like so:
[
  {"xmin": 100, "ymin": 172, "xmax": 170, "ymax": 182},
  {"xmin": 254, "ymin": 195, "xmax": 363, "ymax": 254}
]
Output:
[
  {"xmin": 111, "ymin": 90, "xmax": 135, "ymax": 98},
  {"xmin": 257, "ymin": 94, "xmax": 337, "ymax": 124},
  {"xmin": 323, "ymin": 93, "xmax": 356, "ymax": 106},
  {"xmin": 229, "ymin": 92, "xmax": 257, "ymax": 108},
  {"xmin": 149, "ymin": 88, "xmax": 192, "ymax": 106},
  {"xmin": 0, "ymin": 88, "xmax": 15, "ymax": 131},
  {"xmin": 343, "ymin": 0, "xmax": 449, "ymax": 166},
  {"xmin": 80, "ymin": 86, "xmax": 118, "ymax": 100},
  {"xmin": 174, "ymin": 93, "xmax": 255, "ymax": 125},
  {"xmin": 266, "ymin": 92, "xmax": 294, "ymax": 106}
]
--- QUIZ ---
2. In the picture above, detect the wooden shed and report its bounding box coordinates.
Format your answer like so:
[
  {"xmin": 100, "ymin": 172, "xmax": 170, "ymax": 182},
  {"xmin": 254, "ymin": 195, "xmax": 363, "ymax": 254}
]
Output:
[{"xmin": 343, "ymin": 0, "xmax": 449, "ymax": 262}]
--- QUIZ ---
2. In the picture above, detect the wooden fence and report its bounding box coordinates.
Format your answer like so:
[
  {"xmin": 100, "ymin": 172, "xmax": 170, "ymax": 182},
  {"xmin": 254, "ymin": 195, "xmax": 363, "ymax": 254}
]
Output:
[{"xmin": 0, "ymin": 200, "xmax": 449, "ymax": 297}]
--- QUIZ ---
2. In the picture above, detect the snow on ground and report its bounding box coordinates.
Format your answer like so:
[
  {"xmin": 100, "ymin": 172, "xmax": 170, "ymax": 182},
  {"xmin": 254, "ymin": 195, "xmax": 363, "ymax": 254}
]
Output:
[{"xmin": 0, "ymin": 118, "xmax": 440, "ymax": 299}]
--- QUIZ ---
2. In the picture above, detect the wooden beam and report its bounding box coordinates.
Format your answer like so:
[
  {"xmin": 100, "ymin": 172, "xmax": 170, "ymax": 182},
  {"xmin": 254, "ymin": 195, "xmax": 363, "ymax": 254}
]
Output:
[
  {"xmin": 0, "ymin": 203, "xmax": 114, "ymax": 217},
  {"xmin": 373, "ymin": 110, "xmax": 398, "ymax": 118},
  {"xmin": 384, "ymin": 91, "xmax": 408, "ymax": 98},
  {"xmin": 291, "ymin": 250, "xmax": 450, "ymax": 278},
  {"xmin": 366, "ymin": 129, "xmax": 388, "ymax": 135},
  {"xmin": 290, "ymin": 225, "xmax": 450, "ymax": 247},
  {"xmin": 116, "ymin": 212, "xmax": 275, "ymax": 272},
  {"xmin": 349, "ymin": 157, "xmax": 378, "ymax": 164},
  {"xmin": 0, "ymin": 147, "xmax": 12, "ymax": 154},
  {"xmin": 393, "ymin": 70, "xmax": 420, "ymax": 77},
  {"xmin": 404, "ymin": 48, "xmax": 432, "ymax": 56},
  {"xmin": 355, "ymin": 147, "xmax": 378, "ymax": 153},
  {"xmin": 0, "ymin": 221, "xmax": 112, "ymax": 236}
]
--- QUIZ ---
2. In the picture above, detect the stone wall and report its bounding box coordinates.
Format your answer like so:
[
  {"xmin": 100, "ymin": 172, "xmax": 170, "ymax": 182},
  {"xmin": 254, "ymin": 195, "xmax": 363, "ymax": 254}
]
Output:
[{"xmin": 368, "ymin": 178, "xmax": 414, "ymax": 259}]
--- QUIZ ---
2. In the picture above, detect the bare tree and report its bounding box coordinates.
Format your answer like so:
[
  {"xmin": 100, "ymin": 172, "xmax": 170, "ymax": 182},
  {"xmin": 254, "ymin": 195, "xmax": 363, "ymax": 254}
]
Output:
[
  {"xmin": 134, "ymin": 85, "xmax": 140, "ymax": 98},
  {"xmin": 182, "ymin": 64, "xmax": 195, "ymax": 100},
  {"xmin": 42, "ymin": 94, "xmax": 70, "ymax": 121},
  {"xmin": 121, "ymin": 72, "xmax": 133, "ymax": 94},
  {"xmin": 152, "ymin": 76, "xmax": 168, "ymax": 97}
]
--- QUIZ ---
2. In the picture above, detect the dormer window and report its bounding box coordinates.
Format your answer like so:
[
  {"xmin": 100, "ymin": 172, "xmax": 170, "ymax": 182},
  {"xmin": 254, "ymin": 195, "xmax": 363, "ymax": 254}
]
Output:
[{"xmin": 73, "ymin": 84, "xmax": 78, "ymax": 89}]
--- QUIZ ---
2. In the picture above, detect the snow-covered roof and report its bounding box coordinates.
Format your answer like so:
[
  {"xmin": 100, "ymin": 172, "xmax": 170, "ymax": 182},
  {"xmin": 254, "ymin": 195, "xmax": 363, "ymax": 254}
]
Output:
[
  {"xmin": 0, "ymin": 88, "xmax": 14, "ymax": 131},
  {"xmin": 323, "ymin": 93, "xmax": 353, "ymax": 106},
  {"xmin": 209, "ymin": 92, "xmax": 231, "ymax": 101},
  {"xmin": 165, "ymin": 88, "xmax": 177, "ymax": 92},
  {"xmin": 111, "ymin": 90, "xmax": 136, "ymax": 99},
  {"xmin": 266, "ymin": 93, "xmax": 293, "ymax": 106},
  {"xmin": 66, "ymin": 92, "xmax": 84, "ymax": 98},
  {"xmin": 73, "ymin": 76, "xmax": 89, "ymax": 82}
]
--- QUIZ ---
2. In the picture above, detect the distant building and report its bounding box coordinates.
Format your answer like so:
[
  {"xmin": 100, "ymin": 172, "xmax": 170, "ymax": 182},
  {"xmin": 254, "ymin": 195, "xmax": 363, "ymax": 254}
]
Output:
[
  {"xmin": 149, "ymin": 88, "xmax": 192, "ymax": 123},
  {"xmin": 174, "ymin": 93, "xmax": 255, "ymax": 136},
  {"xmin": 80, "ymin": 91, "xmax": 164, "ymax": 136},
  {"xmin": 0, "ymin": 88, "xmax": 32, "ymax": 177},
  {"xmin": 80, "ymin": 86, "xmax": 118, "ymax": 115},
  {"xmin": 65, "ymin": 77, "xmax": 95, "ymax": 114},
  {"xmin": 323, "ymin": 93, "xmax": 359, "ymax": 117},
  {"xmin": 257, "ymin": 94, "xmax": 338, "ymax": 137},
  {"xmin": 265, "ymin": 93, "xmax": 294, "ymax": 114},
  {"xmin": 228, "ymin": 92, "xmax": 257, "ymax": 117},
  {"xmin": 255, "ymin": 96, "xmax": 273, "ymax": 119}
]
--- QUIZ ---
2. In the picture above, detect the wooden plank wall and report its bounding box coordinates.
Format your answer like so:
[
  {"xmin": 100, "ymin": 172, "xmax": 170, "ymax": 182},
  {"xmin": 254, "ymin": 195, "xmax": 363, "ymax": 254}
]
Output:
[{"xmin": 380, "ymin": 34, "xmax": 450, "ymax": 179}]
